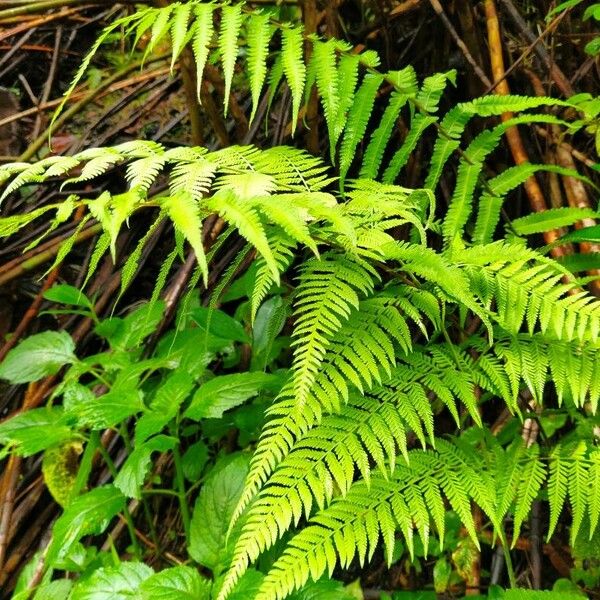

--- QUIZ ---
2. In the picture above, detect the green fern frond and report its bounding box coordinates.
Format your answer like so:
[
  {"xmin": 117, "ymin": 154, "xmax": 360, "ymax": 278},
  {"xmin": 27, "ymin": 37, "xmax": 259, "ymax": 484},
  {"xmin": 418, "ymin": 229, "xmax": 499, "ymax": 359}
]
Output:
[
  {"xmin": 219, "ymin": 3, "xmax": 244, "ymax": 116},
  {"xmin": 251, "ymin": 231, "xmax": 296, "ymax": 322},
  {"xmin": 192, "ymin": 3, "xmax": 215, "ymax": 101},
  {"xmin": 338, "ymin": 73, "xmax": 383, "ymax": 189},
  {"xmin": 281, "ymin": 25, "xmax": 306, "ymax": 135},
  {"xmin": 359, "ymin": 90, "xmax": 411, "ymax": 180},
  {"xmin": 331, "ymin": 53, "xmax": 360, "ymax": 154},
  {"xmin": 291, "ymin": 253, "xmax": 378, "ymax": 407},
  {"xmin": 170, "ymin": 2, "xmax": 193, "ymax": 70},
  {"xmin": 458, "ymin": 244, "xmax": 600, "ymax": 343},
  {"xmin": 312, "ymin": 39, "xmax": 339, "ymax": 159},
  {"xmin": 246, "ymin": 12, "xmax": 273, "ymax": 122}
]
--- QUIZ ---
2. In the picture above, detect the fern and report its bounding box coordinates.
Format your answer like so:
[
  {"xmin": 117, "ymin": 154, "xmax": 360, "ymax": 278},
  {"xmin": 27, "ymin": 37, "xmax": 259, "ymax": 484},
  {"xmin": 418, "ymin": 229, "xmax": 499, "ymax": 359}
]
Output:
[
  {"xmin": 281, "ymin": 26, "xmax": 306, "ymax": 135},
  {"xmin": 3, "ymin": 7, "xmax": 600, "ymax": 598},
  {"xmin": 219, "ymin": 3, "xmax": 244, "ymax": 116}
]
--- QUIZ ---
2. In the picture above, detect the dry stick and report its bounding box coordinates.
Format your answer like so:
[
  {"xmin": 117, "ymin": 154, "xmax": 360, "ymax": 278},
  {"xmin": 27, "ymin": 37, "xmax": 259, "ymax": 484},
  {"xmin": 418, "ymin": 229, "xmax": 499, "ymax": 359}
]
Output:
[
  {"xmin": 20, "ymin": 54, "xmax": 170, "ymax": 161},
  {"xmin": 0, "ymin": 8, "xmax": 78, "ymax": 41},
  {"xmin": 0, "ymin": 0, "xmax": 139, "ymax": 20},
  {"xmin": 0, "ymin": 383, "xmax": 40, "ymax": 571},
  {"xmin": 204, "ymin": 65, "xmax": 249, "ymax": 140},
  {"xmin": 302, "ymin": 0, "xmax": 320, "ymax": 155},
  {"xmin": 484, "ymin": 6, "xmax": 570, "ymax": 97},
  {"xmin": 0, "ymin": 208, "xmax": 87, "ymax": 571},
  {"xmin": 484, "ymin": 0, "xmax": 569, "ymax": 258},
  {"xmin": 497, "ymin": 0, "xmax": 574, "ymax": 97},
  {"xmin": 0, "ymin": 65, "xmax": 173, "ymax": 130},
  {"xmin": 480, "ymin": 530, "xmax": 572, "ymax": 578},
  {"xmin": 389, "ymin": 0, "xmax": 422, "ymax": 17},
  {"xmin": 526, "ymin": 69, "xmax": 600, "ymax": 295},
  {"xmin": 32, "ymin": 26, "xmax": 62, "ymax": 141},
  {"xmin": 428, "ymin": 0, "xmax": 492, "ymax": 89},
  {"xmin": 200, "ymin": 80, "xmax": 230, "ymax": 147},
  {"xmin": 0, "ymin": 270, "xmax": 59, "ymax": 363},
  {"xmin": 0, "ymin": 27, "xmax": 37, "ymax": 70},
  {"xmin": 0, "ymin": 224, "xmax": 102, "ymax": 287},
  {"xmin": 180, "ymin": 48, "xmax": 204, "ymax": 146},
  {"xmin": 0, "ymin": 491, "xmax": 53, "ymax": 589},
  {"xmin": 530, "ymin": 499, "xmax": 542, "ymax": 589},
  {"xmin": 534, "ymin": 127, "xmax": 597, "ymax": 170}
]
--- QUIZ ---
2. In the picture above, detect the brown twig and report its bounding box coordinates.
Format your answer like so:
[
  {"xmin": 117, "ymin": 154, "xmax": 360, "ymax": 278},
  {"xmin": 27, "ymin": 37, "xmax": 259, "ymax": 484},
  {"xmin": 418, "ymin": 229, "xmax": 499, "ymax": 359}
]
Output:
[
  {"xmin": 497, "ymin": 0, "xmax": 574, "ymax": 97},
  {"xmin": 0, "ymin": 223, "xmax": 102, "ymax": 287},
  {"xmin": 484, "ymin": 5, "xmax": 571, "ymax": 96},
  {"xmin": 484, "ymin": 0, "xmax": 569, "ymax": 257},
  {"xmin": 428, "ymin": 0, "xmax": 492, "ymax": 88},
  {"xmin": 20, "ymin": 54, "xmax": 170, "ymax": 161}
]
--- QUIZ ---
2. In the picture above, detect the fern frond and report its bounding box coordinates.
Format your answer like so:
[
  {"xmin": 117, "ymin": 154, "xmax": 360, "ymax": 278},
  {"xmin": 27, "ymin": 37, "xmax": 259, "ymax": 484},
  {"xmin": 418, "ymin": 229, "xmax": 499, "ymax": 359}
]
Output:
[
  {"xmin": 382, "ymin": 114, "xmax": 436, "ymax": 184},
  {"xmin": 291, "ymin": 253, "xmax": 378, "ymax": 407},
  {"xmin": 281, "ymin": 25, "xmax": 306, "ymax": 135},
  {"xmin": 192, "ymin": 3, "xmax": 215, "ymax": 101},
  {"xmin": 246, "ymin": 12, "xmax": 273, "ymax": 122},
  {"xmin": 312, "ymin": 39, "xmax": 339, "ymax": 159},
  {"xmin": 250, "ymin": 231, "xmax": 296, "ymax": 322},
  {"xmin": 219, "ymin": 3, "xmax": 244, "ymax": 116},
  {"xmin": 473, "ymin": 163, "xmax": 590, "ymax": 244},
  {"xmin": 208, "ymin": 188, "xmax": 278, "ymax": 283},
  {"xmin": 359, "ymin": 90, "xmax": 411, "ymax": 180},
  {"xmin": 332, "ymin": 53, "xmax": 360, "ymax": 154},
  {"xmin": 443, "ymin": 114, "xmax": 570, "ymax": 242},
  {"xmin": 170, "ymin": 2, "xmax": 193, "ymax": 70},
  {"xmin": 338, "ymin": 74, "xmax": 383, "ymax": 189},
  {"xmin": 160, "ymin": 191, "xmax": 208, "ymax": 285},
  {"xmin": 458, "ymin": 244, "xmax": 600, "ymax": 343}
]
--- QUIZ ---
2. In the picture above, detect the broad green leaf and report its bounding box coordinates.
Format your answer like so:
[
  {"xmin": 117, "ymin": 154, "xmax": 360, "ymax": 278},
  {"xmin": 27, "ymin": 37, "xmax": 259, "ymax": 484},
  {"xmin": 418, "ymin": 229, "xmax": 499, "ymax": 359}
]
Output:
[
  {"xmin": 42, "ymin": 440, "xmax": 83, "ymax": 506},
  {"xmin": 70, "ymin": 562, "xmax": 153, "ymax": 600},
  {"xmin": 287, "ymin": 578, "xmax": 359, "ymax": 600},
  {"xmin": 188, "ymin": 454, "xmax": 250, "ymax": 572},
  {"xmin": 47, "ymin": 485, "xmax": 125, "ymax": 565},
  {"xmin": 252, "ymin": 295, "xmax": 287, "ymax": 367},
  {"xmin": 512, "ymin": 207, "xmax": 599, "ymax": 236},
  {"xmin": 95, "ymin": 301, "xmax": 165, "ymax": 350},
  {"xmin": 68, "ymin": 385, "xmax": 143, "ymax": 429},
  {"xmin": 139, "ymin": 565, "xmax": 212, "ymax": 600},
  {"xmin": 184, "ymin": 372, "xmax": 276, "ymax": 420},
  {"xmin": 191, "ymin": 306, "xmax": 250, "ymax": 343},
  {"xmin": 114, "ymin": 435, "xmax": 177, "ymax": 499},
  {"xmin": 0, "ymin": 407, "xmax": 73, "ymax": 456},
  {"xmin": 33, "ymin": 580, "xmax": 73, "ymax": 600},
  {"xmin": 43, "ymin": 285, "xmax": 93, "ymax": 309},
  {"xmin": 182, "ymin": 439, "xmax": 210, "ymax": 481},
  {"xmin": 135, "ymin": 371, "xmax": 196, "ymax": 444},
  {"xmin": 154, "ymin": 328, "xmax": 216, "ymax": 377},
  {"xmin": 0, "ymin": 331, "xmax": 76, "ymax": 384}
]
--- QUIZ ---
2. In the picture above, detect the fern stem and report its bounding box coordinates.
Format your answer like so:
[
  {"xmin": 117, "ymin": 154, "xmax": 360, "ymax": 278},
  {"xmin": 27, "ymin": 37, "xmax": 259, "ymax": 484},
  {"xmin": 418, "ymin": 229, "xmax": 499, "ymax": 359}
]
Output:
[
  {"xmin": 97, "ymin": 444, "xmax": 142, "ymax": 558},
  {"xmin": 495, "ymin": 527, "xmax": 517, "ymax": 588},
  {"xmin": 71, "ymin": 430, "xmax": 99, "ymax": 500},
  {"xmin": 172, "ymin": 441, "xmax": 192, "ymax": 542}
]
